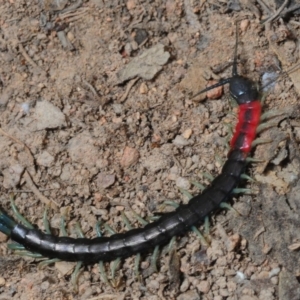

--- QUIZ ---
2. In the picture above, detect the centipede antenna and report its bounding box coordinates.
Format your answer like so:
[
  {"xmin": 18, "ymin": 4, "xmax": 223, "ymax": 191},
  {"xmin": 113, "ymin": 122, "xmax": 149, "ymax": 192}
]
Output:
[{"xmin": 232, "ymin": 22, "xmax": 239, "ymax": 77}]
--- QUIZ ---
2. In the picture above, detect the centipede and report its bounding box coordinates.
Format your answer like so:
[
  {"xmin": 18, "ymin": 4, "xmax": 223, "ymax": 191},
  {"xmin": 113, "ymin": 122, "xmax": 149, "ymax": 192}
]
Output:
[{"xmin": 0, "ymin": 25, "xmax": 278, "ymax": 283}]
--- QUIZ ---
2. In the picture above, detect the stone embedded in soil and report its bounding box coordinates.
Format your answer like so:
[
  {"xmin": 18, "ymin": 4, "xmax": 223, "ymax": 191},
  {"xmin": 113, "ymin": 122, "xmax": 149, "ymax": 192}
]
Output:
[
  {"xmin": 177, "ymin": 289, "xmax": 200, "ymax": 300},
  {"xmin": 120, "ymin": 146, "xmax": 140, "ymax": 167},
  {"xmin": 176, "ymin": 177, "xmax": 191, "ymax": 190},
  {"xmin": 37, "ymin": 151, "xmax": 54, "ymax": 167},
  {"xmin": 31, "ymin": 100, "xmax": 66, "ymax": 130},
  {"xmin": 173, "ymin": 135, "xmax": 190, "ymax": 147},
  {"xmin": 67, "ymin": 131, "xmax": 99, "ymax": 169},
  {"xmin": 117, "ymin": 43, "xmax": 170, "ymax": 82},
  {"xmin": 55, "ymin": 261, "xmax": 76, "ymax": 276},
  {"xmin": 0, "ymin": 232, "xmax": 8, "ymax": 243},
  {"xmin": 95, "ymin": 172, "xmax": 115, "ymax": 189},
  {"xmin": 2, "ymin": 164, "xmax": 25, "ymax": 189},
  {"xmin": 142, "ymin": 148, "xmax": 170, "ymax": 172},
  {"xmin": 206, "ymin": 80, "xmax": 223, "ymax": 99},
  {"xmin": 197, "ymin": 280, "xmax": 211, "ymax": 294}
]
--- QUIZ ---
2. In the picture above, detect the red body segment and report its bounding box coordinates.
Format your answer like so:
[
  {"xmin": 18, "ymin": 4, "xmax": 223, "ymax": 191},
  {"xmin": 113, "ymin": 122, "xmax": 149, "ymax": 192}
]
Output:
[{"xmin": 230, "ymin": 101, "xmax": 261, "ymax": 153}]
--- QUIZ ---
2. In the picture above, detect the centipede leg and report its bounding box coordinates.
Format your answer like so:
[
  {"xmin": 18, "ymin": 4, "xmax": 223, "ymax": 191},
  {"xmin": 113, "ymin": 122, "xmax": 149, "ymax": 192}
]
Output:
[
  {"xmin": 39, "ymin": 208, "xmax": 62, "ymax": 269},
  {"xmin": 251, "ymin": 138, "xmax": 272, "ymax": 148},
  {"xmin": 10, "ymin": 196, "xmax": 33, "ymax": 229},
  {"xmin": 71, "ymin": 222, "xmax": 85, "ymax": 287},
  {"xmin": 96, "ymin": 222, "xmax": 109, "ymax": 284},
  {"xmin": 219, "ymin": 202, "xmax": 240, "ymax": 215},
  {"xmin": 122, "ymin": 212, "xmax": 142, "ymax": 280}
]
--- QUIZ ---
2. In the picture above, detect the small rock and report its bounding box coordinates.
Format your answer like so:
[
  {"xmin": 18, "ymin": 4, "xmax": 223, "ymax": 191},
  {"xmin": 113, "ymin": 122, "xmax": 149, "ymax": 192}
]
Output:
[
  {"xmin": 182, "ymin": 128, "xmax": 192, "ymax": 139},
  {"xmin": 40, "ymin": 281, "xmax": 50, "ymax": 290},
  {"xmin": 37, "ymin": 151, "xmax": 54, "ymax": 167},
  {"xmin": 177, "ymin": 289, "xmax": 200, "ymax": 300},
  {"xmin": 0, "ymin": 232, "xmax": 8, "ymax": 243},
  {"xmin": 126, "ymin": 0, "xmax": 136, "ymax": 10},
  {"xmin": 33, "ymin": 100, "xmax": 66, "ymax": 131},
  {"xmin": 240, "ymin": 19, "xmax": 250, "ymax": 32},
  {"xmin": 2, "ymin": 164, "xmax": 25, "ymax": 189},
  {"xmin": 96, "ymin": 173, "xmax": 115, "ymax": 189},
  {"xmin": 120, "ymin": 146, "xmax": 140, "ymax": 167},
  {"xmin": 180, "ymin": 278, "xmax": 190, "ymax": 292},
  {"xmin": 206, "ymin": 80, "xmax": 223, "ymax": 99},
  {"xmin": 139, "ymin": 82, "xmax": 148, "ymax": 94},
  {"xmin": 197, "ymin": 280, "xmax": 210, "ymax": 294},
  {"xmin": 143, "ymin": 149, "xmax": 169, "ymax": 172},
  {"xmin": 68, "ymin": 131, "xmax": 100, "ymax": 169},
  {"xmin": 55, "ymin": 261, "xmax": 76, "ymax": 276},
  {"xmin": 0, "ymin": 277, "xmax": 5, "ymax": 287},
  {"xmin": 173, "ymin": 135, "xmax": 190, "ymax": 147},
  {"xmin": 176, "ymin": 177, "xmax": 191, "ymax": 190}
]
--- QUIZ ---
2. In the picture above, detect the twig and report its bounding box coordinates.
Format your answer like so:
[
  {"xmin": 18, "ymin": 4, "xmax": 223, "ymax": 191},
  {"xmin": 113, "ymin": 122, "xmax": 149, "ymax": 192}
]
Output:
[
  {"xmin": 262, "ymin": 0, "xmax": 289, "ymax": 24},
  {"xmin": 18, "ymin": 43, "xmax": 38, "ymax": 68},
  {"xmin": 119, "ymin": 77, "xmax": 139, "ymax": 103},
  {"xmin": 0, "ymin": 127, "xmax": 35, "ymax": 168},
  {"xmin": 23, "ymin": 170, "xmax": 59, "ymax": 209},
  {"xmin": 82, "ymin": 79, "xmax": 100, "ymax": 99},
  {"xmin": 59, "ymin": 0, "xmax": 82, "ymax": 14}
]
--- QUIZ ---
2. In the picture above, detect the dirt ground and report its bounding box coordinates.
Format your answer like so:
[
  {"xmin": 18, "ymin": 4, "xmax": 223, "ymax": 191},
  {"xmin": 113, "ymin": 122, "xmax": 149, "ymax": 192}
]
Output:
[{"xmin": 1, "ymin": 0, "xmax": 300, "ymax": 299}]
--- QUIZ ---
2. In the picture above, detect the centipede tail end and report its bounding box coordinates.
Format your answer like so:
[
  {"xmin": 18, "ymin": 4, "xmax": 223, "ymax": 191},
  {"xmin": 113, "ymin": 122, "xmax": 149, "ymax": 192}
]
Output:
[{"xmin": 0, "ymin": 208, "xmax": 17, "ymax": 236}]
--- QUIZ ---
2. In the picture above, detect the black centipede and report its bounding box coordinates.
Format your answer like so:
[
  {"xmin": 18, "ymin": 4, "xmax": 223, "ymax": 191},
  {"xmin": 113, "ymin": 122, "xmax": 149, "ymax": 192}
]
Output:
[{"xmin": 0, "ymin": 26, "xmax": 266, "ymax": 272}]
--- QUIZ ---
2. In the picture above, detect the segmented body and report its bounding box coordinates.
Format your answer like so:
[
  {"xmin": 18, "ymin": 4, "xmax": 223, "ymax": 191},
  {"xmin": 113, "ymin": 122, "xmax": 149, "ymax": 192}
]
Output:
[{"xmin": 0, "ymin": 75, "xmax": 261, "ymax": 263}]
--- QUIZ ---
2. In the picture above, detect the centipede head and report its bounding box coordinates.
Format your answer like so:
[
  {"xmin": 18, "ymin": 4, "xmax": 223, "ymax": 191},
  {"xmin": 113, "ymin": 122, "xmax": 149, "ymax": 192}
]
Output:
[{"xmin": 192, "ymin": 22, "xmax": 258, "ymax": 105}]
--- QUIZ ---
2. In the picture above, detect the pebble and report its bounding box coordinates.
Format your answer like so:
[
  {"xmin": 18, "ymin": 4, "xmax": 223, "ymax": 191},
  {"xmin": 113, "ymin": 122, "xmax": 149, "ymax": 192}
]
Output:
[
  {"xmin": 0, "ymin": 231, "xmax": 9, "ymax": 242},
  {"xmin": 173, "ymin": 135, "xmax": 190, "ymax": 147},
  {"xmin": 96, "ymin": 172, "xmax": 115, "ymax": 189},
  {"xmin": 0, "ymin": 277, "xmax": 6, "ymax": 287},
  {"xmin": 182, "ymin": 128, "xmax": 192, "ymax": 139},
  {"xmin": 120, "ymin": 146, "xmax": 140, "ymax": 167},
  {"xmin": 180, "ymin": 278, "xmax": 190, "ymax": 292},
  {"xmin": 37, "ymin": 151, "xmax": 54, "ymax": 167},
  {"xmin": 177, "ymin": 289, "xmax": 200, "ymax": 300},
  {"xmin": 126, "ymin": 0, "xmax": 136, "ymax": 10},
  {"xmin": 197, "ymin": 280, "xmax": 210, "ymax": 294},
  {"xmin": 176, "ymin": 177, "xmax": 191, "ymax": 190},
  {"xmin": 206, "ymin": 80, "xmax": 223, "ymax": 99},
  {"xmin": 139, "ymin": 82, "xmax": 148, "ymax": 94},
  {"xmin": 33, "ymin": 100, "xmax": 66, "ymax": 130},
  {"xmin": 240, "ymin": 19, "xmax": 250, "ymax": 32}
]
